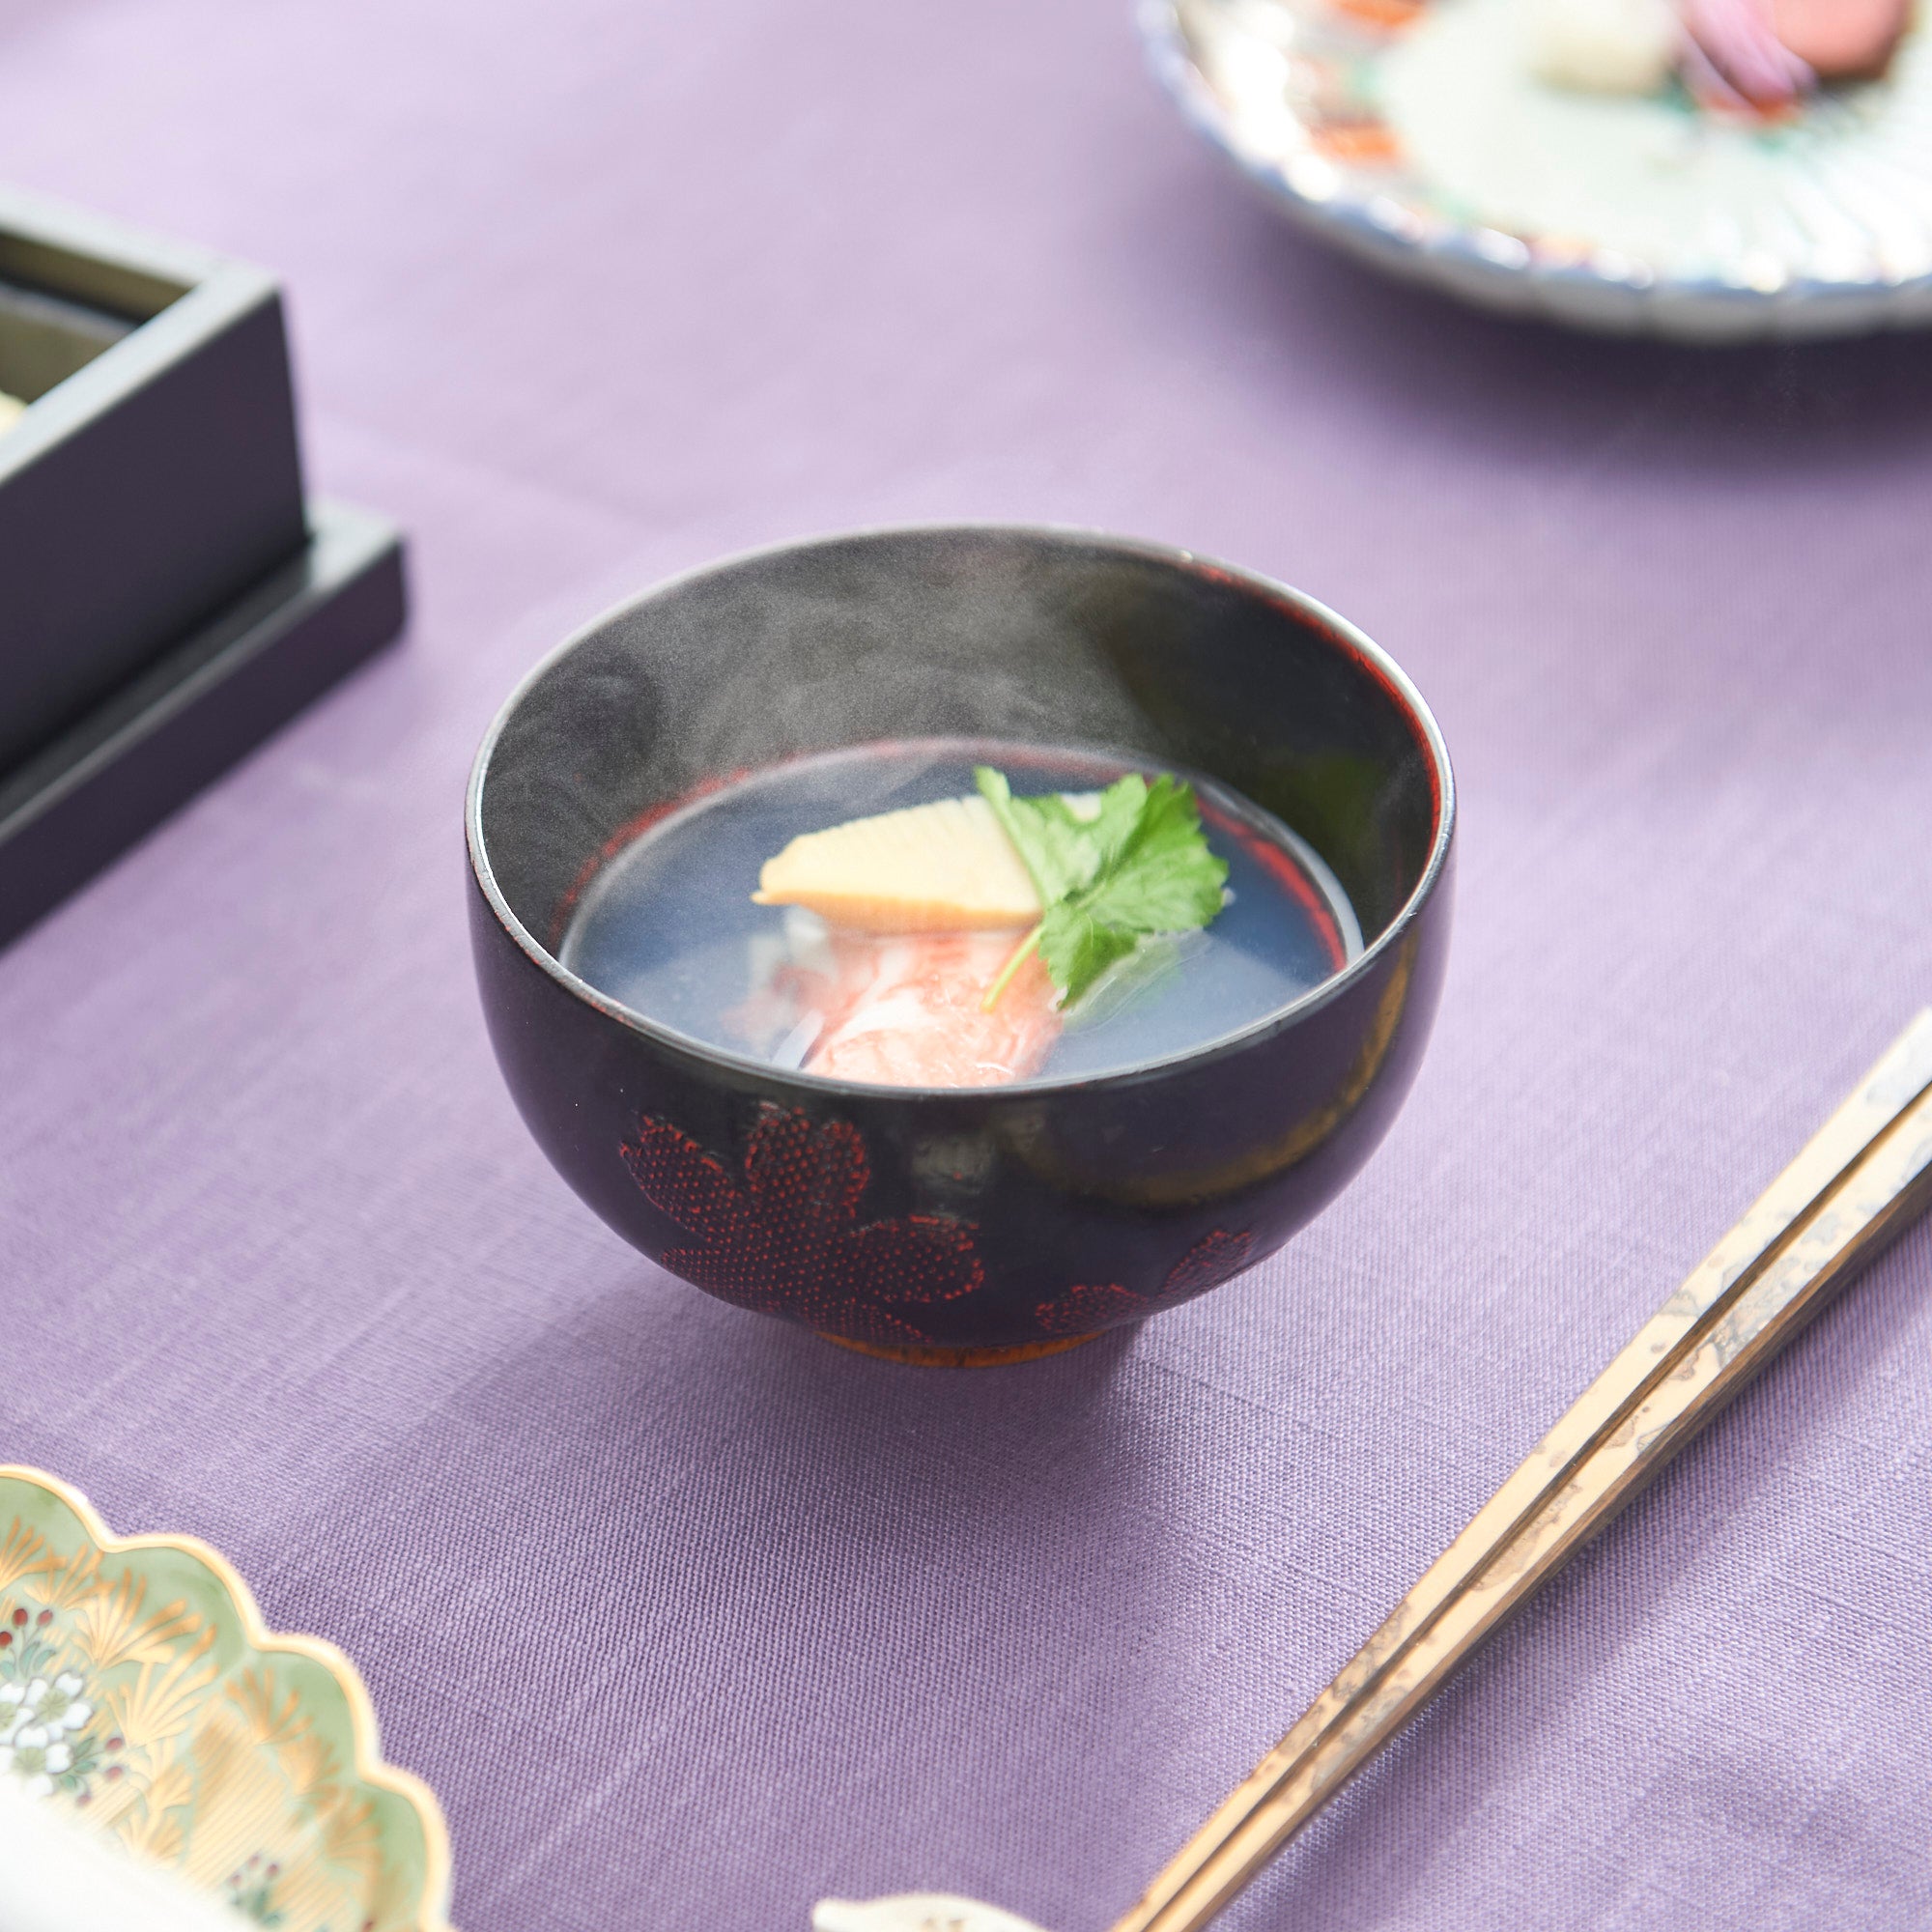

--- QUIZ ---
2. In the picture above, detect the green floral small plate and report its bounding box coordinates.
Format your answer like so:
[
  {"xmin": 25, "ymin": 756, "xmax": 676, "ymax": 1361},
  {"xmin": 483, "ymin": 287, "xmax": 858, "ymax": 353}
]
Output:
[{"xmin": 0, "ymin": 1464, "xmax": 453, "ymax": 1932}]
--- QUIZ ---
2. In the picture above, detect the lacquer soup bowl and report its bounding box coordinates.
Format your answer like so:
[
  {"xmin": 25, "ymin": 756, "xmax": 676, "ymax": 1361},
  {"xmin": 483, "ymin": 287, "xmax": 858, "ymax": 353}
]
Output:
[{"xmin": 467, "ymin": 525, "xmax": 1455, "ymax": 1365}]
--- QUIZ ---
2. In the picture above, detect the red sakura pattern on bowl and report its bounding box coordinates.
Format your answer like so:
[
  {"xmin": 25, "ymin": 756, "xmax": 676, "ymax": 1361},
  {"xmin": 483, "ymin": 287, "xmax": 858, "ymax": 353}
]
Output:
[
  {"xmin": 622, "ymin": 1106, "xmax": 985, "ymax": 1349},
  {"xmin": 623, "ymin": 1104, "xmax": 1262, "ymax": 1352}
]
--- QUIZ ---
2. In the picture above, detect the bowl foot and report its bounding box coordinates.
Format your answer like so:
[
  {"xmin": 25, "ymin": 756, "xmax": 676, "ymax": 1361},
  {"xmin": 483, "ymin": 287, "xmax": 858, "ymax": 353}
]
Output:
[{"xmin": 819, "ymin": 1331, "xmax": 1100, "ymax": 1369}]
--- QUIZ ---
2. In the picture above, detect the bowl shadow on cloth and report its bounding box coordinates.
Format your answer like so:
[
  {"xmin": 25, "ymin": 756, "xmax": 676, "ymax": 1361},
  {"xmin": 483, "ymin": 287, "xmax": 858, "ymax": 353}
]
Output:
[
  {"xmin": 270, "ymin": 1282, "xmax": 1208, "ymax": 1823},
  {"xmin": 280, "ymin": 1283, "xmax": 1267, "ymax": 1917},
  {"xmin": 1133, "ymin": 164, "xmax": 1932, "ymax": 474},
  {"xmin": 415, "ymin": 1280, "xmax": 1159, "ymax": 1564}
]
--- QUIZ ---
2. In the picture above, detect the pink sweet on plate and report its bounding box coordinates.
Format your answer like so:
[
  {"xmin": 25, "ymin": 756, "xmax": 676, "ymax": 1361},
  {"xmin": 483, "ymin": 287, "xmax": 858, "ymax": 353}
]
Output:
[
  {"xmin": 1681, "ymin": 0, "xmax": 1909, "ymax": 106},
  {"xmin": 1769, "ymin": 0, "xmax": 1911, "ymax": 77}
]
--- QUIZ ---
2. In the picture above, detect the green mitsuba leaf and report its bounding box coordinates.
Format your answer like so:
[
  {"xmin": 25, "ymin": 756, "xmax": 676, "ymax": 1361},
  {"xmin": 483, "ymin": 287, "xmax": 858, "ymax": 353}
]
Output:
[
  {"xmin": 974, "ymin": 764, "xmax": 1229, "ymax": 1009},
  {"xmin": 974, "ymin": 766, "xmax": 1099, "ymax": 905},
  {"xmin": 1037, "ymin": 900, "xmax": 1142, "ymax": 996}
]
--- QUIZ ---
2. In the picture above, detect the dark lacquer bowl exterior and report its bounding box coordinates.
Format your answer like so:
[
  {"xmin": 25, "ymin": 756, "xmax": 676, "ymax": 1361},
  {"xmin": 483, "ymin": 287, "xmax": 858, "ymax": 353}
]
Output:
[{"xmin": 467, "ymin": 526, "xmax": 1455, "ymax": 1364}]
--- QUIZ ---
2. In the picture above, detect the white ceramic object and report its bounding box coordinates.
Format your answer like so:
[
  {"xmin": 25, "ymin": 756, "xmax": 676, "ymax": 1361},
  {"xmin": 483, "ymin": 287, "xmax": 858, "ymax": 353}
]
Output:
[
  {"xmin": 812, "ymin": 1895, "xmax": 1050, "ymax": 1932},
  {"xmin": 0, "ymin": 1778, "xmax": 237, "ymax": 1932},
  {"xmin": 1141, "ymin": 0, "xmax": 1932, "ymax": 338}
]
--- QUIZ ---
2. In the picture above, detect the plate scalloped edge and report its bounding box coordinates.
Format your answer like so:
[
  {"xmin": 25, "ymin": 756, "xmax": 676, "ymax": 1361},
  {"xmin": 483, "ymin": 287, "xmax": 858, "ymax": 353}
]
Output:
[{"xmin": 0, "ymin": 1462, "xmax": 455, "ymax": 1932}]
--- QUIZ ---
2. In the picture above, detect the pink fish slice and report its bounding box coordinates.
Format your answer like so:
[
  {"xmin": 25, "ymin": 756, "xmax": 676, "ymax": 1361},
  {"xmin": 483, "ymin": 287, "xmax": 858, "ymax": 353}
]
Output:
[{"xmin": 801, "ymin": 932, "xmax": 1062, "ymax": 1090}]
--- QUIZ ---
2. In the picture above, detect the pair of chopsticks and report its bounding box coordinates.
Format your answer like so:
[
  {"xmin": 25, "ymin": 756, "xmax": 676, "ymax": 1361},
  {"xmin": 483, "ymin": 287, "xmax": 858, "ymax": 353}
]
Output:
[{"xmin": 1113, "ymin": 1010, "xmax": 1932, "ymax": 1932}]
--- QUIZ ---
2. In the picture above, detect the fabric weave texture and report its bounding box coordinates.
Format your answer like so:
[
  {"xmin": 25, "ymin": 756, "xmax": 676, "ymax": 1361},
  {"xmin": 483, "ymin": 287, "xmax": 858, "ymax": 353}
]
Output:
[{"xmin": 1, "ymin": 1, "xmax": 1929, "ymax": 1927}]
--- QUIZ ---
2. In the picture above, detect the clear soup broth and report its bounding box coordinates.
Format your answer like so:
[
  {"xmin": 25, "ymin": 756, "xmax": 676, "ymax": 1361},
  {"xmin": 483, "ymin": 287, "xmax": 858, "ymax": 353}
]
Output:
[{"xmin": 561, "ymin": 739, "xmax": 1361, "ymax": 1087}]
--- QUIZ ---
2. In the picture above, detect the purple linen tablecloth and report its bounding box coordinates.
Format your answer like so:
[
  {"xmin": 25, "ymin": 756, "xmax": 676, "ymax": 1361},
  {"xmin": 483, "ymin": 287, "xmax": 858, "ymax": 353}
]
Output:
[{"xmin": 3, "ymin": 2, "xmax": 1930, "ymax": 1926}]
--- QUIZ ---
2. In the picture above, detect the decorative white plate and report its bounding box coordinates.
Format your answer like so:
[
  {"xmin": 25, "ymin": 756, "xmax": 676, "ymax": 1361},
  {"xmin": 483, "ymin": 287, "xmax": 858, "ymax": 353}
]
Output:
[
  {"xmin": 1141, "ymin": 0, "xmax": 1932, "ymax": 337},
  {"xmin": 0, "ymin": 1465, "xmax": 452, "ymax": 1932}
]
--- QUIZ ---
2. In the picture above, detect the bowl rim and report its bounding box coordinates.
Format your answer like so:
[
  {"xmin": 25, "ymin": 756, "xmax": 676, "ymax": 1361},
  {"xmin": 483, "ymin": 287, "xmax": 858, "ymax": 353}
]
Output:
[{"xmin": 466, "ymin": 521, "xmax": 1456, "ymax": 1100}]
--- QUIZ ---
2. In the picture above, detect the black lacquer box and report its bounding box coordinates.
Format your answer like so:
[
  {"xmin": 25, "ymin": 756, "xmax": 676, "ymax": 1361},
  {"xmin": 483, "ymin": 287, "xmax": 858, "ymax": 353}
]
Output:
[{"xmin": 0, "ymin": 185, "xmax": 405, "ymax": 948}]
